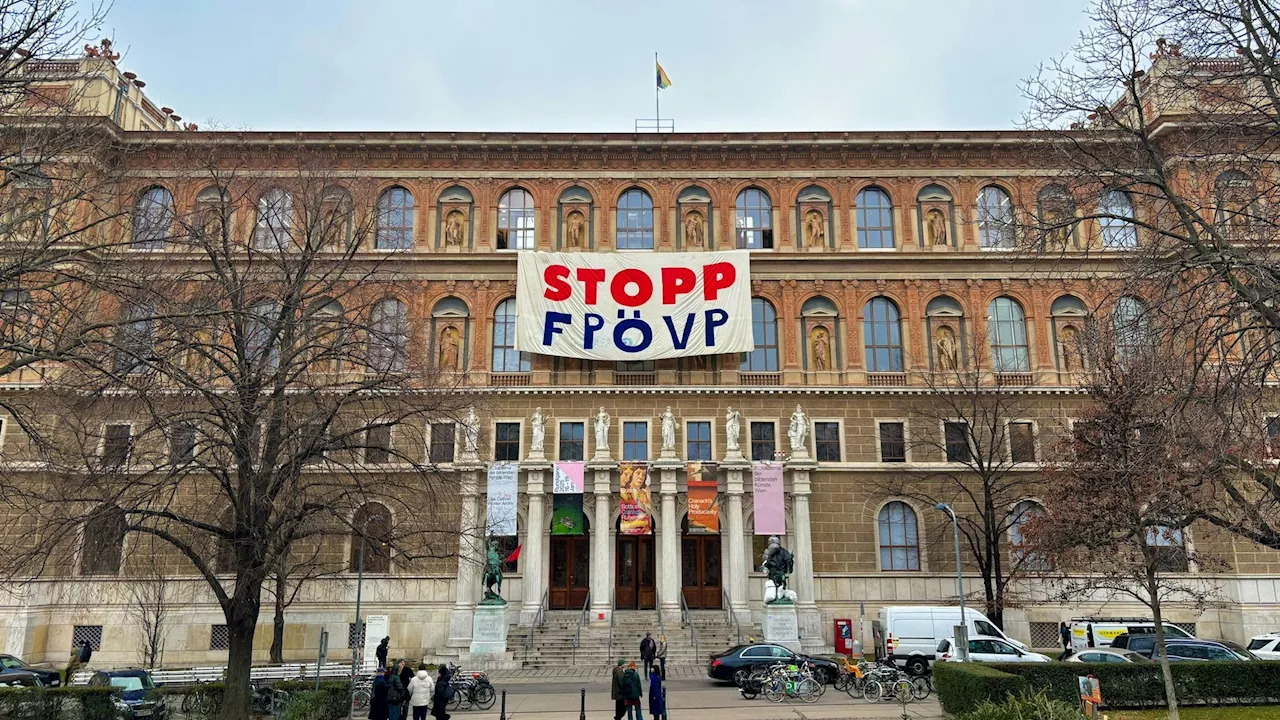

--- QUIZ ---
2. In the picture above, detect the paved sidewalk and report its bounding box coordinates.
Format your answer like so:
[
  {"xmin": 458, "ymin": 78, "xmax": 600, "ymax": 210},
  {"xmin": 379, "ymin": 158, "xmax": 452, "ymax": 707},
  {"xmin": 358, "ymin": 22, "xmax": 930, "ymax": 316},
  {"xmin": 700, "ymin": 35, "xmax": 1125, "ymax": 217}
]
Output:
[{"xmin": 489, "ymin": 665, "xmax": 707, "ymax": 684}]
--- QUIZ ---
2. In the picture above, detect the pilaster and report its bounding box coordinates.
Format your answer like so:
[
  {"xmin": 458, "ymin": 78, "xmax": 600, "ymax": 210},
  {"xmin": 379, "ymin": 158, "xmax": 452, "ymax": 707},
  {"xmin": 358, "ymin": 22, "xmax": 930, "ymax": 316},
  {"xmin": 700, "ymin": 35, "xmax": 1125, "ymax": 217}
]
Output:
[
  {"xmin": 654, "ymin": 458, "xmax": 683, "ymax": 623},
  {"xmin": 587, "ymin": 463, "xmax": 616, "ymax": 625},
  {"xmin": 520, "ymin": 462, "xmax": 550, "ymax": 625},
  {"xmin": 448, "ymin": 464, "xmax": 483, "ymax": 647},
  {"xmin": 787, "ymin": 458, "xmax": 828, "ymax": 653},
  {"xmin": 723, "ymin": 458, "xmax": 751, "ymax": 618}
]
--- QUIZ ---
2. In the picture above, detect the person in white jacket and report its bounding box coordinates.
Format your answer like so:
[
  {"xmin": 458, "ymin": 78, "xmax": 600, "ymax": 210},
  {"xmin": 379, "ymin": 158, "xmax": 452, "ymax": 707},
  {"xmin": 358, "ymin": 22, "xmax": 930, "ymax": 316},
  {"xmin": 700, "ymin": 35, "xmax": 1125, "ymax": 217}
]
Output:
[{"xmin": 408, "ymin": 665, "xmax": 436, "ymax": 720}]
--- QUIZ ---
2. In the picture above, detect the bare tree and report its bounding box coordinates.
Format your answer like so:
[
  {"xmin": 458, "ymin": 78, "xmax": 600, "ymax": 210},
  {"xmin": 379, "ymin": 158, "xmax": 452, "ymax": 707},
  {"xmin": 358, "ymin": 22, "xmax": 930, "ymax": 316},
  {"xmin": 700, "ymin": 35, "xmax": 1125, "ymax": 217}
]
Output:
[
  {"xmin": 125, "ymin": 562, "xmax": 185, "ymax": 670},
  {"xmin": 0, "ymin": 147, "xmax": 480, "ymax": 720},
  {"xmin": 1020, "ymin": 0, "xmax": 1280, "ymax": 552},
  {"xmin": 265, "ymin": 540, "xmax": 350, "ymax": 665}
]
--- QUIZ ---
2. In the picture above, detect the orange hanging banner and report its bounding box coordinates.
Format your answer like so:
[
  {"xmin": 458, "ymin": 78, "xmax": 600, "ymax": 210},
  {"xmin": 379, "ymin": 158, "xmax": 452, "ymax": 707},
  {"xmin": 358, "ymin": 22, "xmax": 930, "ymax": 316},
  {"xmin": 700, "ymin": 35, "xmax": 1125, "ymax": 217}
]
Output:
[{"xmin": 686, "ymin": 461, "xmax": 720, "ymax": 533}]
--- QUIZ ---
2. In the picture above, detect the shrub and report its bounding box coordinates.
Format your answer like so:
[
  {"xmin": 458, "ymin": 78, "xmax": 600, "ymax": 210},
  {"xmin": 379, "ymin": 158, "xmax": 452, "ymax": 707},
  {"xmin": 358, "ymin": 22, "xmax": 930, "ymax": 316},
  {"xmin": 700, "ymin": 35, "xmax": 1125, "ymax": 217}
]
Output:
[
  {"xmin": 959, "ymin": 688, "xmax": 1086, "ymax": 720},
  {"xmin": 989, "ymin": 660, "xmax": 1280, "ymax": 708},
  {"xmin": 934, "ymin": 662, "xmax": 1027, "ymax": 715},
  {"xmin": 0, "ymin": 686, "xmax": 118, "ymax": 720},
  {"xmin": 277, "ymin": 680, "xmax": 352, "ymax": 720}
]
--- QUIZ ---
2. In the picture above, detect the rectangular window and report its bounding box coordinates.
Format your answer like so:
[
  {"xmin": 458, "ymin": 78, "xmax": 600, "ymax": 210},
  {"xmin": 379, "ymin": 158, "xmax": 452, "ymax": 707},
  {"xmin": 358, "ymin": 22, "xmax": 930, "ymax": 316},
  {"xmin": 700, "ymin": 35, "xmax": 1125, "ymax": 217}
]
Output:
[
  {"xmin": 944, "ymin": 421, "xmax": 970, "ymax": 462},
  {"xmin": 365, "ymin": 425, "xmax": 392, "ymax": 464},
  {"xmin": 102, "ymin": 424, "xmax": 132, "ymax": 466},
  {"xmin": 1267, "ymin": 416, "xmax": 1280, "ymax": 457},
  {"xmin": 879, "ymin": 422, "xmax": 906, "ymax": 463},
  {"xmin": 430, "ymin": 423, "xmax": 455, "ymax": 463},
  {"xmin": 815, "ymin": 422, "xmax": 841, "ymax": 462},
  {"xmin": 750, "ymin": 422, "xmax": 775, "ymax": 461},
  {"xmin": 347, "ymin": 622, "xmax": 366, "ymax": 649},
  {"xmin": 1009, "ymin": 422, "xmax": 1036, "ymax": 463},
  {"xmin": 558, "ymin": 422, "xmax": 584, "ymax": 461},
  {"xmin": 170, "ymin": 423, "xmax": 196, "ymax": 465},
  {"xmin": 623, "ymin": 421, "xmax": 648, "ymax": 461},
  {"xmin": 72, "ymin": 625, "xmax": 103, "ymax": 651},
  {"xmin": 494, "ymin": 422, "xmax": 520, "ymax": 461},
  {"xmin": 686, "ymin": 421, "xmax": 712, "ymax": 462},
  {"xmin": 209, "ymin": 624, "xmax": 229, "ymax": 651}
]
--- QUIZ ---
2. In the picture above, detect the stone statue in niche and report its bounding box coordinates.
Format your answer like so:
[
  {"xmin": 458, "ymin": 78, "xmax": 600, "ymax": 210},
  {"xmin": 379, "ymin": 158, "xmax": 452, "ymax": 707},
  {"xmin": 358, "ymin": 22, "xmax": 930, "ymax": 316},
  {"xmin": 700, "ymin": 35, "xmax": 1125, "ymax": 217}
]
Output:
[
  {"xmin": 1059, "ymin": 325, "xmax": 1081, "ymax": 371},
  {"xmin": 566, "ymin": 210, "xmax": 585, "ymax": 248},
  {"xmin": 805, "ymin": 211, "xmax": 825, "ymax": 246},
  {"xmin": 927, "ymin": 209, "xmax": 949, "ymax": 246},
  {"xmin": 811, "ymin": 326, "xmax": 831, "ymax": 371},
  {"xmin": 439, "ymin": 326, "xmax": 461, "ymax": 371},
  {"xmin": 444, "ymin": 211, "xmax": 465, "ymax": 247},
  {"xmin": 724, "ymin": 407, "xmax": 742, "ymax": 456},
  {"xmin": 530, "ymin": 407, "xmax": 547, "ymax": 454},
  {"xmin": 935, "ymin": 325, "xmax": 959, "ymax": 371},
  {"xmin": 684, "ymin": 211, "xmax": 705, "ymax": 248},
  {"xmin": 1042, "ymin": 206, "xmax": 1072, "ymax": 248}
]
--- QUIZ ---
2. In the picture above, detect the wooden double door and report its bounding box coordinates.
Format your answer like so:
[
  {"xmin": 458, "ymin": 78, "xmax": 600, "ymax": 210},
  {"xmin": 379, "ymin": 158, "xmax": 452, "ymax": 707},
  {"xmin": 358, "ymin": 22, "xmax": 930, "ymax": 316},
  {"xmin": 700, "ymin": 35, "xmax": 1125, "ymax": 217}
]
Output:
[
  {"xmin": 549, "ymin": 533, "xmax": 590, "ymax": 610},
  {"xmin": 681, "ymin": 534, "xmax": 722, "ymax": 609},
  {"xmin": 615, "ymin": 534, "xmax": 656, "ymax": 610}
]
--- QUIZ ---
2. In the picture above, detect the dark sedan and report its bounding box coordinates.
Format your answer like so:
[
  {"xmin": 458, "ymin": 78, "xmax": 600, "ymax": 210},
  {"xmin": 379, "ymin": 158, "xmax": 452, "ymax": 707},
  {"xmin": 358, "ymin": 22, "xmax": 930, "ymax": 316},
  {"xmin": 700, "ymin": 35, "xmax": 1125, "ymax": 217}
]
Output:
[
  {"xmin": 707, "ymin": 644, "xmax": 839, "ymax": 686},
  {"xmin": 0, "ymin": 654, "xmax": 61, "ymax": 687}
]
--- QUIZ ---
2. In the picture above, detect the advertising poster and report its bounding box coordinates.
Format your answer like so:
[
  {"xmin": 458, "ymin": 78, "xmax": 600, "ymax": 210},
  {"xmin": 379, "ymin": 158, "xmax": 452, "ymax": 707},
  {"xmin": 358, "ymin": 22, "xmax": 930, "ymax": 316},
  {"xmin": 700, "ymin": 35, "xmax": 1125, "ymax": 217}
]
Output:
[
  {"xmin": 551, "ymin": 461, "xmax": 585, "ymax": 536},
  {"xmin": 752, "ymin": 462, "xmax": 786, "ymax": 535},
  {"xmin": 485, "ymin": 463, "xmax": 519, "ymax": 537},
  {"xmin": 686, "ymin": 461, "xmax": 720, "ymax": 533},
  {"xmin": 619, "ymin": 462, "xmax": 653, "ymax": 535}
]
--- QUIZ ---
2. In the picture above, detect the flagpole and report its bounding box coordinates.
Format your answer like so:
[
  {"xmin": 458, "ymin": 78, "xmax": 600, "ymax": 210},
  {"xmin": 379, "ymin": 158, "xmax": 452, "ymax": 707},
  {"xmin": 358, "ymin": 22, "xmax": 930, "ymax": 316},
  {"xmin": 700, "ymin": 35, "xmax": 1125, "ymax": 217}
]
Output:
[{"xmin": 654, "ymin": 52, "xmax": 660, "ymax": 123}]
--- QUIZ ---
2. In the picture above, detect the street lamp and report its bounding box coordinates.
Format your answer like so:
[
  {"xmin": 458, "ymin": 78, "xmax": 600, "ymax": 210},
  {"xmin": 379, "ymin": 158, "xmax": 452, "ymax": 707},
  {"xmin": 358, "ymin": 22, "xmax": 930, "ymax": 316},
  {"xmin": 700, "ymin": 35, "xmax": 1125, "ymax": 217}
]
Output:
[{"xmin": 935, "ymin": 503, "xmax": 968, "ymax": 662}]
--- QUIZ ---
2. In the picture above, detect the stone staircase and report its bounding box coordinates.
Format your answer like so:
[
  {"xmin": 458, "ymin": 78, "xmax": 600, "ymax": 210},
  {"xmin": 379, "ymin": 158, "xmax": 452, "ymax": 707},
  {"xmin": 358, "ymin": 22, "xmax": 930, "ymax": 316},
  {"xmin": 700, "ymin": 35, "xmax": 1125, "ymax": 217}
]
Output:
[{"xmin": 518, "ymin": 610, "xmax": 756, "ymax": 669}]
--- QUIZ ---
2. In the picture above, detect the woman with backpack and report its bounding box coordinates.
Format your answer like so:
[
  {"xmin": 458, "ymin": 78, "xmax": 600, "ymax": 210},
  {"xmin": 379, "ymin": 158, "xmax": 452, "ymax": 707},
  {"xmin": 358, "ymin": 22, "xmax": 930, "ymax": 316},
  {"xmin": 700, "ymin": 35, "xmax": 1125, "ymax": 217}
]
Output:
[
  {"xmin": 384, "ymin": 666, "xmax": 406, "ymax": 720},
  {"xmin": 621, "ymin": 661, "xmax": 643, "ymax": 720},
  {"xmin": 431, "ymin": 665, "xmax": 452, "ymax": 720}
]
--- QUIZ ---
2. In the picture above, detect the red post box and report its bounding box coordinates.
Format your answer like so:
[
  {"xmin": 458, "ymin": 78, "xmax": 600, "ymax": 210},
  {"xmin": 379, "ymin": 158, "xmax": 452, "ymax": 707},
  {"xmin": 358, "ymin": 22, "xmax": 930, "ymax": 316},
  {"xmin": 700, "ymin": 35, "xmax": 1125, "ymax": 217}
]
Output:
[{"xmin": 834, "ymin": 618, "xmax": 854, "ymax": 655}]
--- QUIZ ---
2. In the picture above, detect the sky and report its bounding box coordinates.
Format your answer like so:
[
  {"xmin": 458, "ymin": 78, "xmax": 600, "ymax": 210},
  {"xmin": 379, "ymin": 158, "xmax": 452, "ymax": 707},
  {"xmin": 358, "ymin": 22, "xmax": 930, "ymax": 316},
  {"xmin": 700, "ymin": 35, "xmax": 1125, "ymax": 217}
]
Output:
[{"xmin": 89, "ymin": 0, "xmax": 1093, "ymax": 133}]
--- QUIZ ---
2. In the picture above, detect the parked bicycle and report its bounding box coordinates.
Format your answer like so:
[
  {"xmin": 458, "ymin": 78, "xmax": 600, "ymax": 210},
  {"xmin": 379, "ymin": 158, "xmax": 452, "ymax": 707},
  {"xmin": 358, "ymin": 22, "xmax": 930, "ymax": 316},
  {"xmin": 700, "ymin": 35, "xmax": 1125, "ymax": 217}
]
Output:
[
  {"xmin": 445, "ymin": 663, "xmax": 497, "ymax": 711},
  {"xmin": 249, "ymin": 681, "xmax": 290, "ymax": 716},
  {"xmin": 857, "ymin": 659, "xmax": 923, "ymax": 703},
  {"xmin": 180, "ymin": 679, "xmax": 222, "ymax": 718},
  {"xmin": 752, "ymin": 662, "xmax": 820, "ymax": 704},
  {"xmin": 351, "ymin": 676, "xmax": 373, "ymax": 711}
]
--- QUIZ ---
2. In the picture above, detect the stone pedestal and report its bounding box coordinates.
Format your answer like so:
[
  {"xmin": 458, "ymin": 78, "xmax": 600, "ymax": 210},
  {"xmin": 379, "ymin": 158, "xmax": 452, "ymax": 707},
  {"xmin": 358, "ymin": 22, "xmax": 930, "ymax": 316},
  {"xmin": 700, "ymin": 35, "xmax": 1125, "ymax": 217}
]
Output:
[
  {"xmin": 763, "ymin": 603, "xmax": 801, "ymax": 653},
  {"xmin": 470, "ymin": 604, "xmax": 510, "ymax": 655}
]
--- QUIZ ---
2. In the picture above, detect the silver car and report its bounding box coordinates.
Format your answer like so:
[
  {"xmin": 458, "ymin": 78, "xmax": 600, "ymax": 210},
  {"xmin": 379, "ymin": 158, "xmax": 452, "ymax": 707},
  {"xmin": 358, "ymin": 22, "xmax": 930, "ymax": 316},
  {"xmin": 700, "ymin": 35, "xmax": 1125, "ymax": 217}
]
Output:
[{"xmin": 1066, "ymin": 648, "xmax": 1151, "ymax": 663}]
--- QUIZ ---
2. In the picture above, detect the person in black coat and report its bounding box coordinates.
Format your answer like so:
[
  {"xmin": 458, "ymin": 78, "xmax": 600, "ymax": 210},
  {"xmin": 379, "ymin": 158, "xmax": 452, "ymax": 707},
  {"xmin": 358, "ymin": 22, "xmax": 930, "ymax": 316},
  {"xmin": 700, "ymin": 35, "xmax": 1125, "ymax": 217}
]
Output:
[
  {"xmin": 369, "ymin": 672, "xmax": 390, "ymax": 720},
  {"xmin": 398, "ymin": 660, "xmax": 414, "ymax": 716},
  {"xmin": 431, "ymin": 665, "xmax": 452, "ymax": 720},
  {"xmin": 639, "ymin": 633, "xmax": 657, "ymax": 678},
  {"xmin": 376, "ymin": 637, "xmax": 390, "ymax": 670}
]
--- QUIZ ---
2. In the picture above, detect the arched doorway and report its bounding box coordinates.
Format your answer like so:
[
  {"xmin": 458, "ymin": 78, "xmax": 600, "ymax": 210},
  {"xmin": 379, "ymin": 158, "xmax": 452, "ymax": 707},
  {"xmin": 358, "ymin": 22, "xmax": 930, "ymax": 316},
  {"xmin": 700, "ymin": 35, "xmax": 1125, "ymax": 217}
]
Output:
[
  {"xmin": 616, "ymin": 518, "xmax": 656, "ymax": 610},
  {"xmin": 681, "ymin": 515, "xmax": 722, "ymax": 609},
  {"xmin": 549, "ymin": 515, "xmax": 590, "ymax": 610}
]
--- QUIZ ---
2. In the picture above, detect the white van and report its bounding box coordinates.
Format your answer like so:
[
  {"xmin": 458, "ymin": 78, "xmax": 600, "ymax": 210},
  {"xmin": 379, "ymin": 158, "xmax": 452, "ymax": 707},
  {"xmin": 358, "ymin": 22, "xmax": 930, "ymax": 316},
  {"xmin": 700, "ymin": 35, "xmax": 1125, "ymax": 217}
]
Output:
[
  {"xmin": 1068, "ymin": 618, "xmax": 1193, "ymax": 650},
  {"xmin": 877, "ymin": 606, "xmax": 1028, "ymax": 675}
]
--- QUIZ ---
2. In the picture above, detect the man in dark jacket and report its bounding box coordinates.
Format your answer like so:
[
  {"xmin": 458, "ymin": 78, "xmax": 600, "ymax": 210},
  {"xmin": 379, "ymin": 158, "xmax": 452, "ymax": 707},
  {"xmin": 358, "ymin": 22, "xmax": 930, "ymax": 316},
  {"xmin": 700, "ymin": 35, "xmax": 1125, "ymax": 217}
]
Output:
[
  {"xmin": 611, "ymin": 658, "xmax": 626, "ymax": 720},
  {"xmin": 431, "ymin": 665, "xmax": 452, "ymax": 720},
  {"xmin": 398, "ymin": 659, "xmax": 414, "ymax": 717},
  {"xmin": 639, "ymin": 633, "xmax": 657, "ymax": 678},
  {"xmin": 78, "ymin": 640, "xmax": 93, "ymax": 664},
  {"xmin": 376, "ymin": 637, "xmax": 390, "ymax": 670}
]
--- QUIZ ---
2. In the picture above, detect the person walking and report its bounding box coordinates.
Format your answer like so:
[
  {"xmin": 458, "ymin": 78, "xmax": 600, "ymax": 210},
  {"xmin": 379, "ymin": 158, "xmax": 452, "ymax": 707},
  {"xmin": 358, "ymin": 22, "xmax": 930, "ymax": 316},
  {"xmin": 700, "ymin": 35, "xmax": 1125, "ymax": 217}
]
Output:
[
  {"xmin": 655, "ymin": 635, "xmax": 668, "ymax": 679},
  {"xmin": 622, "ymin": 661, "xmax": 644, "ymax": 720},
  {"xmin": 611, "ymin": 658, "xmax": 626, "ymax": 720},
  {"xmin": 385, "ymin": 665, "xmax": 406, "ymax": 720},
  {"xmin": 1059, "ymin": 622, "xmax": 1074, "ymax": 660},
  {"xmin": 369, "ymin": 669, "xmax": 390, "ymax": 720},
  {"xmin": 431, "ymin": 665, "xmax": 452, "ymax": 720},
  {"xmin": 376, "ymin": 637, "xmax": 391, "ymax": 670},
  {"xmin": 648, "ymin": 667, "xmax": 665, "ymax": 720},
  {"xmin": 398, "ymin": 659, "xmax": 414, "ymax": 717},
  {"xmin": 78, "ymin": 640, "xmax": 93, "ymax": 666},
  {"xmin": 640, "ymin": 632, "xmax": 657, "ymax": 678},
  {"xmin": 408, "ymin": 663, "xmax": 435, "ymax": 720}
]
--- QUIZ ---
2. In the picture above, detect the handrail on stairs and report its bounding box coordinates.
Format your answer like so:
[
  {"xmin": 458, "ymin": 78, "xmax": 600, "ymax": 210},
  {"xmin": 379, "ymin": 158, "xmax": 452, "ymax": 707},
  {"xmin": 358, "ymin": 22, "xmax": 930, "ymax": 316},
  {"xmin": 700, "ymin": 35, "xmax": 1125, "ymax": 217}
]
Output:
[
  {"xmin": 680, "ymin": 589, "xmax": 698, "ymax": 663},
  {"xmin": 523, "ymin": 588, "xmax": 549, "ymax": 662},
  {"xmin": 572, "ymin": 590, "xmax": 591, "ymax": 666},
  {"xmin": 722, "ymin": 587, "xmax": 744, "ymax": 645}
]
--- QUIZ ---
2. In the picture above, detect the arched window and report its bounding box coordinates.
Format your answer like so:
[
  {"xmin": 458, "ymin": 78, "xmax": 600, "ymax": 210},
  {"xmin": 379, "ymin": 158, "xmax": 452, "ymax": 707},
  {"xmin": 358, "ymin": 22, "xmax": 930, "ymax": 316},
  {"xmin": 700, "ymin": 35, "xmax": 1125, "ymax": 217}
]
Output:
[
  {"xmin": 132, "ymin": 186, "xmax": 174, "ymax": 250},
  {"xmin": 926, "ymin": 295, "xmax": 965, "ymax": 371},
  {"xmin": 498, "ymin": 188, "xmax": 536, "ymax": 250},
  {"xmin": 1099, "ymin": 190, "xmax": 1137, "ymax": 248},
  {"xmin": 350, "ymin": 502, "xmax": 392, "ymax": 573},
  {"xmin": 1009, "ymin": 500, "xmax": 1046, "ymax": 568},
  {"xmin": 492, "ymin": 298, "xmax": 530, "ymax": 372},
  {"xmin": 616, "ymin": 188, "xmax": 654, "ymax": 250},
  {"xmin": 1113, "ymin": 295, "xmax": 1149, "ymax": 359},
  {"xmin": 375, "ymin": 186, "xmax": 415, "ymax": 250},
  {"xmin": 878, "ymin": 501, "xmax": 920, "ymax": 571},
  {"xmin": 1037, "ymin": 184, "xmax": 1076, "ymax": 248},
  {"xmin": 319, "ymin": 186, "xmax": 354, "ymax": 247},
  {"xmin": 1051, "ymin": 295, "xmax": 1088, "ymax": 372},
  {"xmin": 80, "ymin": 503, "xmax": 126, "ymax": 575},
  {"xmin": 735, "ymin": 188, "xmax": 773, "ymax": 250},
  {"xmin": 863, "ymin": 297, "xmax": 904, "ymax": 373},
  {"xmin": 254, "ymin": 188, "xmax": 293, "ymax": 249},
  {"xmin": 368, "ymin": 298, "xmax": 408, "ymax": 372},
  {"xmin": 856, "ymin": 187, "xmax": 894, "ymax": 249},
  {"xmin": 977, "ymin": 185, "xmax": 1014, "ymax": 249},
  {"xmin": 114, "ymin": 302, "xmax": 155, "ymax": 375},
  {"xmin": 801, "ymin": 296, "xmax": 840, "ymax": 370},
  {"xmin": 740, "ymin": 297, "xmax": 778, "ymax": 372},
  {"xmin": 987, "ymin": 297, "xmax": 1030, "ymax": 372}
]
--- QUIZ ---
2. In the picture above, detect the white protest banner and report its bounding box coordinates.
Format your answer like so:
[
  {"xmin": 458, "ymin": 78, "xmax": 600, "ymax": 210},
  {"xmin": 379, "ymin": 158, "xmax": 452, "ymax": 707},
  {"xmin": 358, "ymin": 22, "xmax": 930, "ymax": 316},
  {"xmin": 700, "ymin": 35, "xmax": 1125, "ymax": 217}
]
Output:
[
  {"xmin": 515, "ymin": 250, "xmax": 753, "ymax": 361},
  {"xmin": 486, "ymin": 463, "xmax": 519, "ymax": 536}
]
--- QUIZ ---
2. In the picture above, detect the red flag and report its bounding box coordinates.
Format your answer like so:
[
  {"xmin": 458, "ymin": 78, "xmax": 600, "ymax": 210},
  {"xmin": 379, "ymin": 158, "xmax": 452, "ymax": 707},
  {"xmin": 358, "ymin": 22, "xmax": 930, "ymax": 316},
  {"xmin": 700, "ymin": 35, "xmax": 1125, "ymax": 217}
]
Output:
[{"xmin": 505, "ymin": 544, "xmax": 522, "ymax": 564}]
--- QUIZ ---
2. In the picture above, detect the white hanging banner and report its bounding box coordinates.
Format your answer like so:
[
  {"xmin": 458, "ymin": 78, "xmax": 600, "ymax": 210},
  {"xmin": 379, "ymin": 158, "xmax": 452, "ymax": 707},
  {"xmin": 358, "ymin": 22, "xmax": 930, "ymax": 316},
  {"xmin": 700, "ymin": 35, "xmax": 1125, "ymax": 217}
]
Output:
[
  {"xmin": 515, "ymin": 250, "xmax": 754, "ymax": 360},
  {"xmin": 486, "ymin": 463, "xmax": 519, "ymax": 536}
]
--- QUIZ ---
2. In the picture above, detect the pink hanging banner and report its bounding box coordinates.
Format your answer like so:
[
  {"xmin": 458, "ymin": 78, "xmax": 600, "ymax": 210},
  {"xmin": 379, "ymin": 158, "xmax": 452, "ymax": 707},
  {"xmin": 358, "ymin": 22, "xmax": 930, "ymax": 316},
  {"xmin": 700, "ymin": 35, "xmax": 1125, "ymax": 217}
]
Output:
[{"xmin": 752, "ymin": 462, "xmax": 786, "ymax": 535}]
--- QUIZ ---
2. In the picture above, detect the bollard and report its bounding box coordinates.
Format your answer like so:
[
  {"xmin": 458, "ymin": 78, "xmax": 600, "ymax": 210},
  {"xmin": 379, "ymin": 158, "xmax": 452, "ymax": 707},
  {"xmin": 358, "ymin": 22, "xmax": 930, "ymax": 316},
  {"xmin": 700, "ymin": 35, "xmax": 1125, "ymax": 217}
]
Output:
[
  {"xmin": 579, "ymin": 687, "xmax": 586, "ymax": 720},
  {"xmin": 500, "ymin": 689, "xmax": 507, "ymax": 720}
]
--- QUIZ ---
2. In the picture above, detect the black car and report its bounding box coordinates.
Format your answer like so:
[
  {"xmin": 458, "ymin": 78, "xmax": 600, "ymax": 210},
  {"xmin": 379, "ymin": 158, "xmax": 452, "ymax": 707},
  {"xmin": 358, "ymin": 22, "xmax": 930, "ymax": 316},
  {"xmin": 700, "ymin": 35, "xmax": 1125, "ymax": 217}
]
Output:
[
  {"xmin": 707, "ymin": 644, "xmax": 839, "ymax": 686},
  {"xmin": 0, "ymin": 654, "xmax": 61, "ymax": 687},
  {"xmin": 0, "ymin": 670, "xmax": 47, "ymax": 687},
  {"xmin": 1111, "ymin": 634, "xmax": 1253, "ymax": 661},
  {"xmin": 87, "ymin": 669, "xmax": 167, "ymax": 720}
]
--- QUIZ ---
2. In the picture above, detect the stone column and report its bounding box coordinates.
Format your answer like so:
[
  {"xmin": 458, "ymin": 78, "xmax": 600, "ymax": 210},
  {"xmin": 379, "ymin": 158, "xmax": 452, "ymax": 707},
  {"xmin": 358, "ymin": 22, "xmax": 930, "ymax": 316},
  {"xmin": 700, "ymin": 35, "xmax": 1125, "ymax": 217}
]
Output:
[
  {"xmin": 724, "ymin": 460, "xmax": 751, "ymax": 618},
  {"xmin": 588, "ymin": 463, "xmax": 615, "ymax": 625},
  {"xmin": 654, "ymin": 459, "xmax": 682, "ymax": 623},
  {"xmin": 448, "ymin": 465, "xmax": 483, "ymax": 647},
  {"xmin": 521, "ymin": 463, "xmax": 550, "ymax": 626},
  {"xmin": 788, "ymin": 459, "xmax": 828, "ymax": 653}
]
